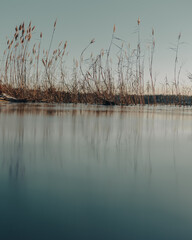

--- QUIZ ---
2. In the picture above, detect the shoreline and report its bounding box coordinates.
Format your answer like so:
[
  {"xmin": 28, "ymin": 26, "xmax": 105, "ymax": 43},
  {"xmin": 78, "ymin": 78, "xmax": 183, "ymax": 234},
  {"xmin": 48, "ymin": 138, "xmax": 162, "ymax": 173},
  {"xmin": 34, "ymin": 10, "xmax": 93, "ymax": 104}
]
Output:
[{"xmin": 1, "ymin": 92, "xmax": 192, "ymax": 106}]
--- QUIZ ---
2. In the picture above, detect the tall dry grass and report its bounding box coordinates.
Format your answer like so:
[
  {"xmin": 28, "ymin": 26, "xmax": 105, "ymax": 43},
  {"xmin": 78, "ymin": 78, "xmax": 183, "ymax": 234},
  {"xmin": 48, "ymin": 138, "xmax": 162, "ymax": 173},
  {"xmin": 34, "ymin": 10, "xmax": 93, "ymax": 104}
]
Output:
[{"xmin": 1, "ymin": 19, "xmax": 192, "ymax": 106}]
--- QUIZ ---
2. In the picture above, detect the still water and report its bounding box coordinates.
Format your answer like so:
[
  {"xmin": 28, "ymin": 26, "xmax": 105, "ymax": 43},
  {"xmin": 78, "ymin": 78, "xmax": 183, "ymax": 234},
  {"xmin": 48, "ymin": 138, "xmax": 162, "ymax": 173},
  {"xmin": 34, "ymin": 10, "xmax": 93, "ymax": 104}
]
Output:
[{"xmin": 0, "ymin": 103, "xmax": 192, "ymax": 240}]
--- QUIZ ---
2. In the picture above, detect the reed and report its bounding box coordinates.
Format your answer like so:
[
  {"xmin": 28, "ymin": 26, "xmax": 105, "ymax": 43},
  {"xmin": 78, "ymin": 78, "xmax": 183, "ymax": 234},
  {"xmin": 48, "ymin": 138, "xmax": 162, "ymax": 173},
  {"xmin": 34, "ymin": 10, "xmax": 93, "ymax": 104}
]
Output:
[{"xmin": 1, "ymin": 19, "xmax": 192, "ymax": 106}]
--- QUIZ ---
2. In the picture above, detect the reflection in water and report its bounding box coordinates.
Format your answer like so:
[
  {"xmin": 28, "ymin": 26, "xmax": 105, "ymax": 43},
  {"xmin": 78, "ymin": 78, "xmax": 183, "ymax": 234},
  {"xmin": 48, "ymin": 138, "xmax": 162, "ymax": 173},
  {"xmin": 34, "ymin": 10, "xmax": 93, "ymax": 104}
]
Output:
[
  {"xmin": 1, "ymin": 103, "xmax": 192, "ymax": 240},
  {"xmin": 1, "ymin": 110, "xmax": 26, "ymax": 181},
  {"xmin": 9, "ymin": 115, "xmax": 25, "ymax": 180},
  {"xmin": 0, "ymin": 103, "xmax": 191, "ymax": 180}
]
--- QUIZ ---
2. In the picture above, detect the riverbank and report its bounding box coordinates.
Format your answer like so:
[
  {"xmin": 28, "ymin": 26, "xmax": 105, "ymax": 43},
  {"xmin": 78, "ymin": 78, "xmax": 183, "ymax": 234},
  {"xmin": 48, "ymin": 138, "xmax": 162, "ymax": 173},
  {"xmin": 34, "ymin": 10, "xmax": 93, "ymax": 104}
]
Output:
[{"xmin": 1, "ymin": 88, "xmax": 192, "ymax": 106}]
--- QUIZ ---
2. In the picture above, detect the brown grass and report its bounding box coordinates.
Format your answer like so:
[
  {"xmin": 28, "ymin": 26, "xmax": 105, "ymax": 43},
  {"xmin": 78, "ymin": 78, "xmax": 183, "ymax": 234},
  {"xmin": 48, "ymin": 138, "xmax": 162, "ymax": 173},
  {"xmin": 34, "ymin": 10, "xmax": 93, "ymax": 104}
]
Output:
[{"xmin": 1, "ymin": 19, "xmax": 192, "ymax": 106}]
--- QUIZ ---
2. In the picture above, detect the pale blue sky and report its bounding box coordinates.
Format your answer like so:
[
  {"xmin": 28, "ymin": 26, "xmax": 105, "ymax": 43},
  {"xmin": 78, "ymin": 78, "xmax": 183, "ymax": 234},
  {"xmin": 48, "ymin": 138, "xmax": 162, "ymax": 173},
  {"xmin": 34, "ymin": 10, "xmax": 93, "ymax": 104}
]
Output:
[{"xmin": 1, "ymin": 0, "xmax": 192, "ymax": 84}]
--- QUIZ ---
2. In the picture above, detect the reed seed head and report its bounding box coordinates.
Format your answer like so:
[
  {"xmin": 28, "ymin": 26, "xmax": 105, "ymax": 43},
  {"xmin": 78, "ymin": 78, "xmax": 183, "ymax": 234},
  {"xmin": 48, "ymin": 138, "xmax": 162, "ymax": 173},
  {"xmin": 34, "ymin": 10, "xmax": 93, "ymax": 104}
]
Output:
[
  {"xmin": 113, "ymin": 24, "xmax": 116, "ymax": 33},
  {"xmin": 137, "ymin": 17, "xmax": 140, "ymax": 25},
  {"xmin": 15, "ymin": 43, "xmax": 19, "ymax": 48},
  {"xmin": 53, "ymin": 50, "xmax": 57, "ymax": 55},
  {"xmin": 42, "ymin": 59, "xmax": 46, "ymax": 66},
  {"xmin": 54, "ymin": 19, "xmax": 57, "ymax": 28},
  {"xmin": 28, "ymin": 33, "xmax": 32, "ymax": 41},
  {"xmin": 64, "ymin": 41, "xmax": 67, "ymax": 50}
]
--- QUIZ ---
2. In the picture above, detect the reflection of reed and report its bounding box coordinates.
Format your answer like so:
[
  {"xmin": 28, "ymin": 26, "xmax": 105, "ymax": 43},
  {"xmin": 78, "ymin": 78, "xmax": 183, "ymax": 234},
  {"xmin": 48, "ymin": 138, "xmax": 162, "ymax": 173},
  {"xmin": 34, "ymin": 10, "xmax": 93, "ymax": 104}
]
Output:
[
  {"xmin": 1, "ymin": 113, "xmax": 25, "ymax": 181},
  {"xmin": 9, "ymin": 116, "xmax": 25, "ymax": 180},
  {"xmin": 0, "ymin": 104, "xmax": 191, "ymax": 181},
  {"xmin": 66, "ymin": 105, "xmax": 151, "ymax": 176}
]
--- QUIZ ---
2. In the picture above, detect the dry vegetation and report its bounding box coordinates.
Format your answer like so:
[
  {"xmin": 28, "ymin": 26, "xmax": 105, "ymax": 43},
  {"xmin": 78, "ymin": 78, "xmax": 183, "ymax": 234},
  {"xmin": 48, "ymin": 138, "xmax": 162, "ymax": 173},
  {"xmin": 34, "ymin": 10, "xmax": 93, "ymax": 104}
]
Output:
[{"xmin": 0, "ymin": 18, "xmax": 192, "ymax": 105}]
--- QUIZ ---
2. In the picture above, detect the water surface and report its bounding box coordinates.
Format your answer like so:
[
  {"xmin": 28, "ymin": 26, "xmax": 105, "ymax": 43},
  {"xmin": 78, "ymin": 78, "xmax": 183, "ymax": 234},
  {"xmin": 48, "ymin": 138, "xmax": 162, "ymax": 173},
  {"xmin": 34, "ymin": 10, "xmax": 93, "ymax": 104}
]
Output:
[{"xmin": 0, "ymin": 103, "xmax": 192, "ymax": 240}]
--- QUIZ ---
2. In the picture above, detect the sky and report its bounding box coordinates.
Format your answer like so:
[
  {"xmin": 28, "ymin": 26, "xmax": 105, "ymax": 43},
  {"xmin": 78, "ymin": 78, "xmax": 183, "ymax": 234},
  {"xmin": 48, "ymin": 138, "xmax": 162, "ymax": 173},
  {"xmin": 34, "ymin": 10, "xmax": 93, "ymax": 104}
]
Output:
[{"xmin": 1, "ymin": 0, "xmax": 192, "ymax": 86}]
